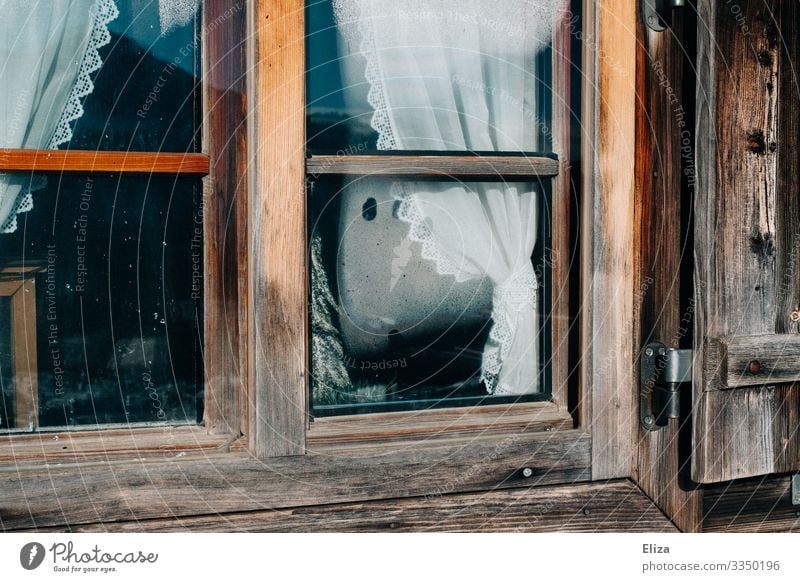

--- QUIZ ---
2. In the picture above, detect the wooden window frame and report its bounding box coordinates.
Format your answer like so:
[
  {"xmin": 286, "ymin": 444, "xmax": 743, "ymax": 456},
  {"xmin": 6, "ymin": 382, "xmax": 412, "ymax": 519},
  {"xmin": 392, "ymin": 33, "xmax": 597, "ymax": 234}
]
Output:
[
  {"xmin": 0, "ymin": 1, "xmax": 244, "ymax": 457},
  {"xmin": 247, "ymin": 1, "xmax": 636, "ymax": 467},
  {"xmin": 0, "ymin": 0, "xmax": 637, "ymax": 531}
]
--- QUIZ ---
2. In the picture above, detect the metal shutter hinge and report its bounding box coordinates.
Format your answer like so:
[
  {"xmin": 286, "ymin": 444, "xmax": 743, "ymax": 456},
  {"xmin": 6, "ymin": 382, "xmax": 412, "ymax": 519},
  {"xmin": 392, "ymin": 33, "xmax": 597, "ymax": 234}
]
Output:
[
  {"xmin": 640, "ymin": 342, "xmax": 693, "ymax": 431},
  {"xmin": 643, "ymin": 0, "xmax": 686, "ymax": 32}
]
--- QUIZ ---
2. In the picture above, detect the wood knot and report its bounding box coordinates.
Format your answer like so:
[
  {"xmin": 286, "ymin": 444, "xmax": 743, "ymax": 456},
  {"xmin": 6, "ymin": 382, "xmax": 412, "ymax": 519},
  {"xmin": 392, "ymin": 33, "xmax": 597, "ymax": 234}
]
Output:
[
  {"xmin": 746, "ymin": 130, "xmax": 767, "ymax": 154},
  {"xmin": 750, "ymin": 231, "xmax": 775, "ymax": 263}
]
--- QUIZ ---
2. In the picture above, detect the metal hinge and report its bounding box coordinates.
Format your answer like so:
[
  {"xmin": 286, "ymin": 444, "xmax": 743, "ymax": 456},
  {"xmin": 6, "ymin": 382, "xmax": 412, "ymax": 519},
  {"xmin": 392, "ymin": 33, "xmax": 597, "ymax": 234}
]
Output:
[
  {"xmin": 643, "ymin": 0, "xmax": 686, "ymax": 32},
  {"xmin": 640, "ymin": 342, "xmax": 693, "ymax": 431}
]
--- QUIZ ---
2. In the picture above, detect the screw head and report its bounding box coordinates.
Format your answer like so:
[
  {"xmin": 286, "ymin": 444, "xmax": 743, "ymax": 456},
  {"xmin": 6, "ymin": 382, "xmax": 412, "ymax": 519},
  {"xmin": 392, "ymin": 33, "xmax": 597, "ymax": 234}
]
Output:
[
  {"xmin": 644, "ymin": 415, "xmax": 654, "ymax": 425},
  {"xmin": 645, "ymin": 348, "xmax": 654, "ymax": 357},
  {"xmin": 522, "ymin": 467, "xmax": 534, "ymax": 478},
  {"xmin": 748, "ymin": 360, "xmax": 762, "ymax": 375},
  {"xmin": 791, "ymin": 309, "xmax": 800, "ymax": 322}
]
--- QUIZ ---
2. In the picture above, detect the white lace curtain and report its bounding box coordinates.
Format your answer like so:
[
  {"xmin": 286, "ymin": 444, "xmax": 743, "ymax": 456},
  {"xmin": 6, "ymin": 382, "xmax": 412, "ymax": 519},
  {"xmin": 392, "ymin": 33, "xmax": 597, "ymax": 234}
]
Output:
[
  {"xmin": 0, "ymin": 0, "xmax": 118, "ymax": 234},
  {"xmin": 333, "ymin": 0, "xmax": 561, "ymax": 394}
]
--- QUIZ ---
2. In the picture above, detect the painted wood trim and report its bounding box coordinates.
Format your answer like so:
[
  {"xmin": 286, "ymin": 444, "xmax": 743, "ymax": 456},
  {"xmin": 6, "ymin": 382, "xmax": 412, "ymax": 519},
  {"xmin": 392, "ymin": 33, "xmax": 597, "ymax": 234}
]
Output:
[
  {"xmin": 202, "ymin": 0, "xmax": 248, "ymax": 437},
  {"xmin": 19, "ymin": 480, "xmax": 677, "ymax": 532},
  {"xmin": 306, "ymin": 154, "xmax": 559, "ymax": 179},
  {"xmin": 0, "ymin": 150, "xmax": 209, "ymax": 175},
  {"xmin": 247, "ymin": 0, "xmax": 307, "ymax": 457},
  {"xmin": 0, "ymin": 430, "xmax": 591, "ymax": 531},
  {"xmin": 585, "ymin": 0, "xmax": 637, "ymax": 480}
]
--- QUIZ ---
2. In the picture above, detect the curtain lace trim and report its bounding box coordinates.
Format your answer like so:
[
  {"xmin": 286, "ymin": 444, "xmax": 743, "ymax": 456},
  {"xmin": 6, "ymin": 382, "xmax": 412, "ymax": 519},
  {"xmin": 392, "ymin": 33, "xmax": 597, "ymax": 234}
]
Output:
[
  {"xmin": 481, "ymin": 264, "xmax": 538, "ymax": 394},
  {"xmin": 1, "ymin": 0, "xmax": 119, "ymax": 233},
  {"xmin": 331, "ymin": 0, "xmax": 544, "ymax": 394},
  {"xmin": 332, "ymin": 0, "xmax": 398, "ymax": 150}
]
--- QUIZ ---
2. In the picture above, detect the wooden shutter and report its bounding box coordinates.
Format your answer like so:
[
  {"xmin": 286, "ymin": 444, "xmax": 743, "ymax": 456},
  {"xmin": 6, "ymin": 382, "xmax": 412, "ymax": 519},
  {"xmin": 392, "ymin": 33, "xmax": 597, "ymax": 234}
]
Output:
[{"xmin": 693, "ymin": 0, "xmax": 800, "ymax": 483}]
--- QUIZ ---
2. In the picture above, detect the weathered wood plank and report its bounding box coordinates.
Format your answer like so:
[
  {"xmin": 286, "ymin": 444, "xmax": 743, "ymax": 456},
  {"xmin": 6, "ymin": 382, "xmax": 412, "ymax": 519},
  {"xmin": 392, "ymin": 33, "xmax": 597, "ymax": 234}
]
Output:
[
  {"xmin": 308, "ymin": 402, "xmax": 572, "ymax": 445},
  {"xmin": 703, "ymin": 475, "xmax": 800, "ymax": 533},
  {"xmin": 22, "ymin": 480, "xmax": 676, "ymax": 533},
  {"xmin": 0, "ymin": 431, "xmax": 590, "ymax": 531},
  {"xmin": 0, "ymin": 426, "xmax": 236, "ymax": 465},
  {"xmin": 306, "ymin": 154, "xmax": 559, "ymax": 179},
  {"xmin": 586, "ymin": 0, "xmax": 637, "ymax": 480},
  {"xmin": 0, "ymin": 277, "xmax": 40, "ymax": 430},
  {"xmin": 248, "ymin": 0, "xmax": 307, "ymax": 457},
  {"xmin": 708, "ymin": 334, "xmax": 800, "ymax": 388},
  {"xmin": 632, "ymin": 8, "xmax": 702, "ymax": 532},
  {"xmin": 0, "ymin": 150, "xmax": 209, "ymax": 175},
  {"xmin": 550, "ymin": 9, "xmax": 573, "ymax": 414},
  {"xmin": 693, "ymin": 0, "xmax": 800, "ymax": 483},
  {"xmin": 202, "ymin": 0, "xmax": 248, "ymax": 437}
]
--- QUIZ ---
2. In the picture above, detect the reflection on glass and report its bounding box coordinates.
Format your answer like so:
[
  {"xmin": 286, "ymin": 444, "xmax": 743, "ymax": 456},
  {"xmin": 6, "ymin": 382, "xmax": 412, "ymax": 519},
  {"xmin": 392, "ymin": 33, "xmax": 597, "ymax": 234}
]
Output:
[
  {"xmin": 310, "ymin": 176, "xmax": 551, "ymax": 415},
  {"xmin": 306, "ymin": 0, "xmax": 555, "ymax": 152},
  {"xmin": 0, "ymin": 175, "xmax": 203, "ymax": 431},
  {"xmin": 0, "ymin": 1, "xmax": 201, "ymax": 158},
  {"xmin": 71, "ymin": 0, "xmax": 202, "ymax": 152}
]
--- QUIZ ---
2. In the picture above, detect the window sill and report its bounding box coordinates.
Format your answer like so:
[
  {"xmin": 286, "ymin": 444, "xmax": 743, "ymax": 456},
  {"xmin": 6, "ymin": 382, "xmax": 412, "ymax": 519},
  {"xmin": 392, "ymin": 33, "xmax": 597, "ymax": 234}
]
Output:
[
  {"xmin": 0, "ymin": 428, "xmax": 590, "ymax": 531},
  {"xmin": 307, "ymin": 401, "xmax": 574, "ymax": 446}
]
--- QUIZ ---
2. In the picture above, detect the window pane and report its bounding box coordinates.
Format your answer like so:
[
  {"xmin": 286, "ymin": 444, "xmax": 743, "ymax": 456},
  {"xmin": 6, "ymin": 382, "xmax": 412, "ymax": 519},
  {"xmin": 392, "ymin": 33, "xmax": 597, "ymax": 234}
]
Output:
[
  {"xmin": 72, "ymin": 0, "xmax": 202, "ymax": 152},
  {"xmin": 0, "ymin": 0, "xmax": 201, "ymax": 155},
  {"xmin": 0, "ymin": 175, "xmax": 202, "ymax": 431},
  {"xmin": 306, "ymin": 0, "xmax": 556, "ymax": 153},
  {"xmin": 309, "ymin": 176, "xmax": 552, "ymax": 415}
]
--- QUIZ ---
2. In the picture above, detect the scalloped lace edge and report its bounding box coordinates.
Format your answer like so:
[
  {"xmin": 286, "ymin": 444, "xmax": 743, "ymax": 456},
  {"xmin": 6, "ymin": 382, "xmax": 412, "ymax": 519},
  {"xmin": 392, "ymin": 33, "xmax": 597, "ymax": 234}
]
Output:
[
  {"xmin": 331, "ymin": 0, "xmax": 543, "ymax": 394},
  {"xmin": 1, "ymin": 0, "xmax": 119, "ymax": 234}
]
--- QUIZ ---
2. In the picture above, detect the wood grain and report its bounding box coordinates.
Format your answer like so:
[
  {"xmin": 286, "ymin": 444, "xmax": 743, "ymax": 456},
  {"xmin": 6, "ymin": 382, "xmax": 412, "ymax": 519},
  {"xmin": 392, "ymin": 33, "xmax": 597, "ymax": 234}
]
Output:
[
  {"xmin": 0, "ymin": 269, "xmax": 42, "ymax": 431},
  {"xmin": 308, "ymin": 401, "xmax": 573, "ymax": 445},
  {"xmin": 0, "ymin": 426, "xmax": 236, "ymax": 465},
  {"xmin": 632, "ymin": 9, "xmax": 702, "ymax": 531},
  {"xmin": 550, "ymin": 9, "xmax": 574, "ymax": 416},
  {"xmin": 0, "ymin": 150, "xmax": 209, "ymax": 175},
  {"xmin": 306, "ymin": 154, "xmax": 559, "ymax": 179},
  {"xmin": 0, "ymin": 431, "xmax": 590, "ymax": 531},
  {"xmin": 21, "ymin": 480, "xmax": 676, "ymax": 533},
  {"xmin": 586, "ymin": 0, "xmax": 637, "ymax": 480},
  {"xmin": 703, "ymin": 475, "xmax": 800, "ymax": 533},
  {"xmin": 202, "ymin": 0, "xmax": 248, "ymax": 437},
  {"xmin": 693, "ymin": 0, "xmax": 800, "ymax": 483},
  {"xmin": 248, "ymin": 0, "xmax": 307, "ymax": 457},
  {"xmin": 708, "ymin": 334, "xmax": 800, "ymax": 388}
]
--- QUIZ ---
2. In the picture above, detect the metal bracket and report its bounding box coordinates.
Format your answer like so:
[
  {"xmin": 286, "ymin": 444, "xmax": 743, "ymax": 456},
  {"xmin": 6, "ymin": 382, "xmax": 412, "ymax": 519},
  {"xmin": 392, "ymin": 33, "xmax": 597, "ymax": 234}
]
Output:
[
  {"xmin": 640, "ymin": 342, "xmax": 693, "ymax": 431},
  {"xmin": 792, "ymin": 474, "xmax": 800, "ymax": 506},
  {"xmin": 643, "ymin": 0, "xmax": 687, "ymax": 32}
]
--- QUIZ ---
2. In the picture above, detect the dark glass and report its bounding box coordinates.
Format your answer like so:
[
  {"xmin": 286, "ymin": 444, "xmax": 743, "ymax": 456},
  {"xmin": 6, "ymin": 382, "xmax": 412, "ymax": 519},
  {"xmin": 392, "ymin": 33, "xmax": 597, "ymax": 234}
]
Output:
[
  {"xmin": 0, "ymin": 174, "xmax": 203, "ymax": 430},
  {"xmin": 309, "ymin": 176, "xmax": 551, "ymax": 416},
  {"xmin": 68, "ymin": 0, "xmax": 201, "ymax": 153}
]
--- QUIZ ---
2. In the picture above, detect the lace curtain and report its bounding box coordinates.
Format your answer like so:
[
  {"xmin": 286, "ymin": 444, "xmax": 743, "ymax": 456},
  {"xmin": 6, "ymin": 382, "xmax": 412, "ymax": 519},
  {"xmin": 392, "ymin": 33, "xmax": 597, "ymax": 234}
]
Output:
[
  {"xmin": 0, "ymin": 0, "xmax": 118, "ymax": 234},
  {"xmin": 333, "ymin": 0, "xmax": 562, "ymax": 395}
]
